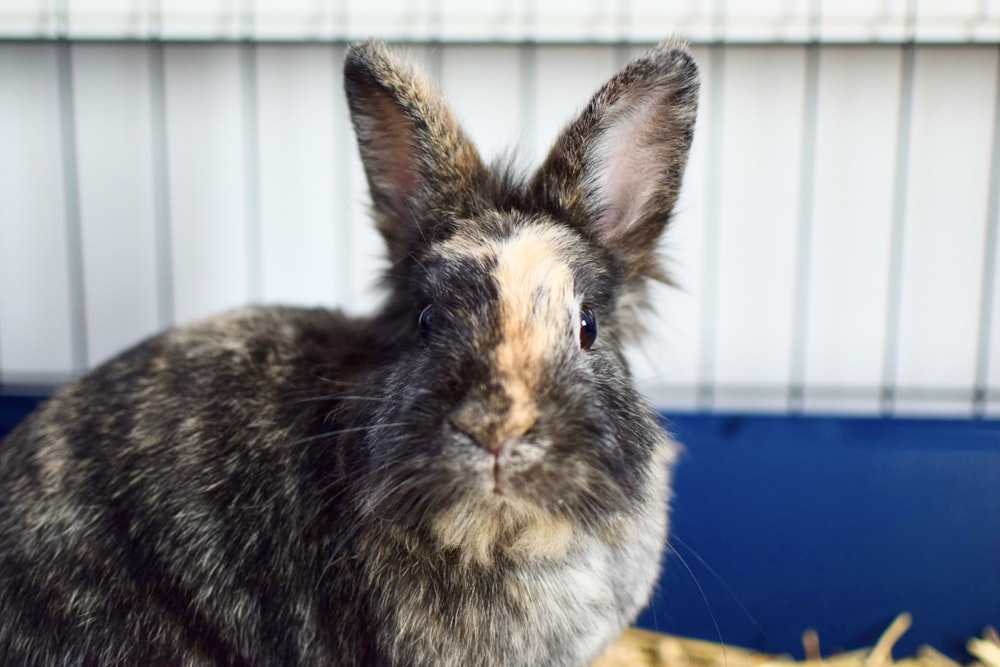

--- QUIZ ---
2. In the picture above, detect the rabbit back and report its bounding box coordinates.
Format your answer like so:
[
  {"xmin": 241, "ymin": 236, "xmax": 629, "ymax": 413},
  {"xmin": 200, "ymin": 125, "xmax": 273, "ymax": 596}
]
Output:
[{"xmin": 0, "ymin": 306, "xmax": 380, "ymax": 665}]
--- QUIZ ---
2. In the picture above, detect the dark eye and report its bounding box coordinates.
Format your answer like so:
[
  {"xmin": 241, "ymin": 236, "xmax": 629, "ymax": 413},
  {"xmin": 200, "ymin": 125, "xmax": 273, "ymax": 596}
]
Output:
[
  {"xmin": 419, "ymin": 305, "xmax": 435, "ymax": 339},
  {"xmin": 579, "ymin": 307, "xmax": 597, "ymax": 350}
]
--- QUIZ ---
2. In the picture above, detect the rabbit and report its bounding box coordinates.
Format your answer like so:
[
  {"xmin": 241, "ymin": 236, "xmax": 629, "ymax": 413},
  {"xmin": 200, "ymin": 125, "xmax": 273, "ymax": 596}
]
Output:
[{"xmin": 0, "ymin": 39, "xmax": 699, "ymax": 667}]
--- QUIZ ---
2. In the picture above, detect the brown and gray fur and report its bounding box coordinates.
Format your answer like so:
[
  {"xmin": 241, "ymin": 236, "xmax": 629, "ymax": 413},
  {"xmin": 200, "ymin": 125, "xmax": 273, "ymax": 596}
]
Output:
[{"xmin": 0, "ymin": 40, "xmax": 699, "ymax": 666}]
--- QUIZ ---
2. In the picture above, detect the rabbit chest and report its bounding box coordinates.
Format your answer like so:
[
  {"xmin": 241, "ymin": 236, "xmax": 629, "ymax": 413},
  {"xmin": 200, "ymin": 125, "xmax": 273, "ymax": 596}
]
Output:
[{"xmin": 366, "ymin": 514, "xmax": 670, "ymax": 667}]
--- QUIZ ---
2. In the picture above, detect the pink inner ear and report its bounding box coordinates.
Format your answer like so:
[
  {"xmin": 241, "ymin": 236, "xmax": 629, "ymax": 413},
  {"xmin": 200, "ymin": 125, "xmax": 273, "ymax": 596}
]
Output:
[
  {"xmin": 590, "ymin": 96, "xmax": 663, "ymax": 241},
  {"xmin": 366, "ymin": 95, "xmax": 422, "ymax": 213}
]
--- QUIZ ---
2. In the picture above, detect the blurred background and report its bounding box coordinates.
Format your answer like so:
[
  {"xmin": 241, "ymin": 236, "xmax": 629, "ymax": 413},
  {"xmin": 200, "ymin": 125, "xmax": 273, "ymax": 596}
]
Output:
[{"xmin": 0, "ymin": 0, "xmax": 998, "ymax": 661}]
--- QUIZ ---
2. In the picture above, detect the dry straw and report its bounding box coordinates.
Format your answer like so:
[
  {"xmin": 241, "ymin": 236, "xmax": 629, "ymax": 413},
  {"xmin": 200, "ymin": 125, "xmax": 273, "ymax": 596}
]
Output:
[{"xmin": 594, "ymin": 614, "xmax": 1000, "ymax": 667}]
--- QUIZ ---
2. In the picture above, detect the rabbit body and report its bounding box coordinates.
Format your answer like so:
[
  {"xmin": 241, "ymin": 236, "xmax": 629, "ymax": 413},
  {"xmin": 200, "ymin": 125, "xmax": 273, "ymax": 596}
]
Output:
[{"xmin": 0, "ymin": 40, "xmax": 699, "ymax": 667}]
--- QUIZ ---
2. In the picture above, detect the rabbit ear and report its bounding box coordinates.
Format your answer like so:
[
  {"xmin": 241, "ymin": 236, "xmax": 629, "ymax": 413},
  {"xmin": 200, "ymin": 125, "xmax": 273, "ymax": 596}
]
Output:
[
  {"xmin": 530, "ymin": 41, "xmax": 700, "ymax": 285},
  {"xmin": 344, "ymin": 41, "xmax": 487, "ymax": 261}
]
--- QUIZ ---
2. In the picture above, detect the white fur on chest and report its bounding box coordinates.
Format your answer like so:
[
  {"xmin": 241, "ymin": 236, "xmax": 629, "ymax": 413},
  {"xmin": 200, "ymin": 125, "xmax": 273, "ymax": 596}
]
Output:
[
  {"xmin": 506, "ymin": 535, "xmax": 623, "ymax": 663},
  {"xmin": 380, "ymin": 535, "xmax": 635, "ymax": 667}
]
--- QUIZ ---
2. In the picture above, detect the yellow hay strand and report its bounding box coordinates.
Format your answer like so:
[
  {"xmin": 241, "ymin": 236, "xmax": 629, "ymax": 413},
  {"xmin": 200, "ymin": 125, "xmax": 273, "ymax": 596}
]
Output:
[{"xmin": 594, "ymin": 614, "xmax": 994, "ymax": 667}]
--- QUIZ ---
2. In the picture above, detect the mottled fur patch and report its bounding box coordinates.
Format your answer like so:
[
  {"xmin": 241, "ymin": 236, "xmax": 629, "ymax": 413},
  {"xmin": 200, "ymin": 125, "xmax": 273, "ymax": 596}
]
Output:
[{"xmin": 430, "ymin": 495, "xmax": 576, "ymax": 567}]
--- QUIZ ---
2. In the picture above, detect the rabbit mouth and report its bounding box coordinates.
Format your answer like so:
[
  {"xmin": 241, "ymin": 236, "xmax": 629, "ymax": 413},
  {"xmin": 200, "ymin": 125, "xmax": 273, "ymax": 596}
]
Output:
[
  {"xmin": 489, "ymin": 437, "xmax": 520, "ymax": 496},
  {"xmin": 491, "ymin": 458, "xmax": 506, "ymax": 495},
  {"xmin": 443, "ymin": 416, "xmax": 540, "ymax": 498}
]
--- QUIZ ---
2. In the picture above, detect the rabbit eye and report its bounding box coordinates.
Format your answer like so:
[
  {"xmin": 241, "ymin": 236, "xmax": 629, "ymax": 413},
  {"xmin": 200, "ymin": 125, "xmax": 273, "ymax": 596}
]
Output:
[
  {"xmin": 419, "ymin": 305, "xmax": 435, "ymax": 339},
  {"xmin": 579, "ymin": 307, "xmax": 597, "ymax": 350}
]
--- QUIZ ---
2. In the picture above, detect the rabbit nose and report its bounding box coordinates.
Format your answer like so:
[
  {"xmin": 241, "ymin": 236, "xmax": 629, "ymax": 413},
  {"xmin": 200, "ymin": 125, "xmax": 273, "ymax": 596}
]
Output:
[{"xmin": 448, "ymin": 403, "xmax": 535, "ymax": 455}]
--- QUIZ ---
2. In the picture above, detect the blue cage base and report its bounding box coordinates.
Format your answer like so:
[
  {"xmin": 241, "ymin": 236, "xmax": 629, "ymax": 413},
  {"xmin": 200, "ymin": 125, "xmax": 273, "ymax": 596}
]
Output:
[{"xmin": 642, "ymin": 413, "xmax": 999, "ymax": 661}]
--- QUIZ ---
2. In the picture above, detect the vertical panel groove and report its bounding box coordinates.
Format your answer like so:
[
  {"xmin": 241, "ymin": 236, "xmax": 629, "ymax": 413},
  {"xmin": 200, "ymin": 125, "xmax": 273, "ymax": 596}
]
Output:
[
  {"xmin": 973, "ymin": 46, "xmax": 1000, "ymax": 417},
  {"xmin": 240, "ymin": 22, "xmax": 263, "ymax": 302},
  {"xmin": 55, "ymin": 40, "xmax": 88, "ymax": 374},
  {"xmin": 149, "ymin": 40, "xmax": 175, "ymax": 328},
  {"xmin": 880, "ymin": 42, "xmax": 916, "ymax": 416},
  {"xmin": 696, "ymin": 43, "xmax": 726, "ymax": 411},
  {"xmin": 788, "ymin": 41, "xmax": 821, "ymax": 413}
]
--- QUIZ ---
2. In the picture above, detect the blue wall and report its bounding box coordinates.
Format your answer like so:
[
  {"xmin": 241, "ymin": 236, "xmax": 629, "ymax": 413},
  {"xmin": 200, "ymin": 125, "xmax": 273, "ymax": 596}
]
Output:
[{"xmin": 2, "ymin": 394, "xmax": 998, "ymax": 659}]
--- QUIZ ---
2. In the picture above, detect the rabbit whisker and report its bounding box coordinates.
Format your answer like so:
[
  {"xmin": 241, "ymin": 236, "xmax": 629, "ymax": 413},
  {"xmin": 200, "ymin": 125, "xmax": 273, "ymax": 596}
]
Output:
[
  {"xmin": 669, "ymin": 535, "xmax": 764, "ymax": 637},
  {"xmin": 289, "ymin": 394, "xmax": 393, "ymax": 405},
  {"xmin": 310, "ymin": 376, "xmax": 361, "ymax": 386},
  {"xmin": 666, "ymin": 543, "xmax": 728, "ymax": 666},
  {"xmin": 284, "ymin": 422, "xmax": 415, "ymax": 447}
]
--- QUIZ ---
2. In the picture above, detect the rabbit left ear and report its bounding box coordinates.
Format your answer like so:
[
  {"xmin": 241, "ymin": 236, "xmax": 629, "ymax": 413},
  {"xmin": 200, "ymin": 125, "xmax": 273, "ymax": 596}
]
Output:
[
  {"xmin": 530, "ymin": 42, "xmax": 700, "ymax": 285},
  {"xmin": 344, "ymin": 41, "xmax": 487, "ymax": 262}
]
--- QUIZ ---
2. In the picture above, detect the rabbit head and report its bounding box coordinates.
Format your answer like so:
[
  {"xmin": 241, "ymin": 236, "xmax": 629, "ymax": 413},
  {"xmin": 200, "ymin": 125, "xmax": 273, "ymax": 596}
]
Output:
[{"xmin": 343, "ymin": 40, "xmax": 699, "ymax": 568}]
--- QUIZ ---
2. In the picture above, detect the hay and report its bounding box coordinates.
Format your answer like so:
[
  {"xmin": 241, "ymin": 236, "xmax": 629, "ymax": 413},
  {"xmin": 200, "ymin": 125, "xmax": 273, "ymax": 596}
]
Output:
[{"xmin": 594, "ymin": 614, "xmax": 1000, "ymax": 667}]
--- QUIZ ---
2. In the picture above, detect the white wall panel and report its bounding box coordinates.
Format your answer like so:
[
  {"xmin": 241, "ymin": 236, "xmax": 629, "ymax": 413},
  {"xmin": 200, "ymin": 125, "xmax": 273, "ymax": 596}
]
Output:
[
  {"xmin": 157, "ymin": 0, "xmax": 247, "ymax": 41},
  {"xmin": 530, "ymin": 45, "xmax": 617, "ymax": 166},
  {"xmin": 6, "ymin": 1, "xmax": 999, "ymax": 43},
  {"xmin": 256, "ymin": 44, "xmax": 340, "ymax": 307},
  {"xmin": 893, "ymin": 47, "xmax": 999, "ymax": 414},
  {"xmin": 711, "ymin": 46, "xmax": 807, "ymax": 408},
  {"xmin": 801, "ymin": 46, "xmax": 903, "ymax": 412},
  {"xmin": 1, "ymin": 39, "xmax": 999, "ymax": 417},
  {"xmin": 818, "ymin": 0, "xmax": 911, "ymax": 42},
  {"xmin": 440, "ymin": 45, "xmax": 524, "ymax": 168},
  {"xmin": 916, "ymin": 0, "xmax": 1000, "ymax": 42},
  {"xmin": 71, "ymin": 43, "xmax": 161, "ymax": 366},
  {"xmin": 163, "ymin": 44, "xmax": 250, "ymax": 325},
  {"xmin": 721, "ymin": 0, "xmax": 812, "ymax": 42},
  {"xmin": 0, "ymin": 44, "xmax": 75, "ymax": 379}
]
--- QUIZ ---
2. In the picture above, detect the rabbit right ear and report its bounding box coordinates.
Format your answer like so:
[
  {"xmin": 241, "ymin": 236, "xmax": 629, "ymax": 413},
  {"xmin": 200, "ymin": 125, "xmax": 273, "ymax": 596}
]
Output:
[
  {"xmin": 344, "ymin": 41, "xmax": 487, "ymax": 262},
  {"xmin": 529, "ymin": 42, "xmax": 699, "ymax": 289}
]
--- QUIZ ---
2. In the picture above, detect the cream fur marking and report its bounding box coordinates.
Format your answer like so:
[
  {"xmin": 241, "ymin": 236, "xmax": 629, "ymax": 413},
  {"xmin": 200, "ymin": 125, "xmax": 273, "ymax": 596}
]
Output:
[
  {"xmin": 430, "ymin": 497, "xmax": 576, "ymax": 567},
  {"xmin": 493, "ymin": 225, "xmax": 581, "ymax": 436}
]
